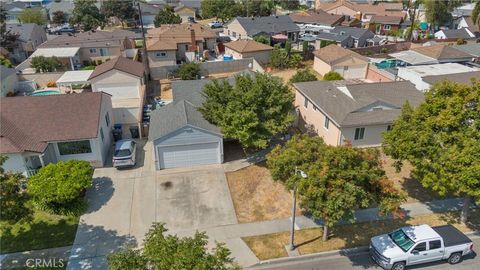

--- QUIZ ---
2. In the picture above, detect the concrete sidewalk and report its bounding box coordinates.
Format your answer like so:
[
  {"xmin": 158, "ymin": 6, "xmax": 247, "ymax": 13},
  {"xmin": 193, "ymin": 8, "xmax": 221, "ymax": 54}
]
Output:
[{"xmin": 0, "ymin": 246, "xmax": 71, "ymax": 270}]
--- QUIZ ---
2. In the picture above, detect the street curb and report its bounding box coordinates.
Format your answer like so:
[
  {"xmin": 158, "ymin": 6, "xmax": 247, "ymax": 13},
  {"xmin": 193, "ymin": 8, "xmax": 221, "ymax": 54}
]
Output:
[{"xmin": 250, "ymin": 230, "xmax": 480, "ymax": 268}]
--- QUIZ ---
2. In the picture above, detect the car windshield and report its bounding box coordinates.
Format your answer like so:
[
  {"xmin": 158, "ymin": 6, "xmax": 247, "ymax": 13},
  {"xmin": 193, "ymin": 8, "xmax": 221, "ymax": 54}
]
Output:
[
  {"xmin": 389, "ymin": 229, "xmax": 415, "ymax": 252},
  {"xmin": 114, "ymin": 149, "xmax": 131, "ymax": 157}
]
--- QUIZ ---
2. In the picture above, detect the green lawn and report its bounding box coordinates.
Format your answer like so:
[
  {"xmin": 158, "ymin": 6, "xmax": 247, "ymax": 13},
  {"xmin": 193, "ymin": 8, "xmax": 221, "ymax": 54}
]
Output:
[{"xmin": 0, "ymin": 209, "xmax": 80, "ymax": 254}]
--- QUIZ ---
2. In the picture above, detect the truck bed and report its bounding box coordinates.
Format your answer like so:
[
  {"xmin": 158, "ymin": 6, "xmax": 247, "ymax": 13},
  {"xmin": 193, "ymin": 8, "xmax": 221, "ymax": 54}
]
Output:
[{"xmin": 432, "ymin": 225, "xmax": 472, "ymax": 247}]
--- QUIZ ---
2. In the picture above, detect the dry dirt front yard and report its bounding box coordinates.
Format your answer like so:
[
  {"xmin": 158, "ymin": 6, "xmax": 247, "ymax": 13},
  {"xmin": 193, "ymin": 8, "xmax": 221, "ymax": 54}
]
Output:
[
  {"xmin": 243, "ymin": 209, "xmax": 480, "ymax": 260},
  {"xmin": 226, "ymin": 163, "xmax": 301, "ymax": 223}
]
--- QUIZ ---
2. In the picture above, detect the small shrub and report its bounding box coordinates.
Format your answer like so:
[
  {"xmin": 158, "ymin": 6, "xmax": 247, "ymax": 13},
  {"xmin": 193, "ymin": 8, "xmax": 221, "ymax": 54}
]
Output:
[
  {"xmin": 176, "ymin": 62, "xmax": 200, "ymax": 80},
  {"xmin": 323, "ymin": 71, "xmax": 344, "ymax": 81},
  {"xmin": 456, "ymin": 38, "xmax": 467, "ymax": 45},
  {"xmin": 289, "ymin": 69, "xmax": 318, "ymax": 84},
  {"xmin": 380, "ymin": 48, "xmax": 389, "ymax": 53},
  {"xmin": 289, "ymin": 53, "xmax": 303, "ymax": 68}
]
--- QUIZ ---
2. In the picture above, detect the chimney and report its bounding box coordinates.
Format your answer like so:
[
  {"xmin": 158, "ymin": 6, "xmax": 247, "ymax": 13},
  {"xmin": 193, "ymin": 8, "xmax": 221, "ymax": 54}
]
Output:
[{"xmin": 189, "ymin": 28, "xmax": 197, "ymax": 52}]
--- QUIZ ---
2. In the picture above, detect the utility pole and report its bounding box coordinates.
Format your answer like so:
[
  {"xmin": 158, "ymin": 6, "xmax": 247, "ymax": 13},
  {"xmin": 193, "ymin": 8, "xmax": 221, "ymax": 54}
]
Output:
[{"xmin": 136, "ymin": 0, "xmax": 150, "ymax": 79}]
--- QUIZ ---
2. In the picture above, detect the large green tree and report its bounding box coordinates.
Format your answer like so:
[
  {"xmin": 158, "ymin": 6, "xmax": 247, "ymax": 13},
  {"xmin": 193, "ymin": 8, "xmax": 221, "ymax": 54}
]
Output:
[
  {"xmin": 18, "ymin": 8, "xmax": 47, "ymax": 25},
  {"xmin": 200, "ymin": 73, "xmax": 294, "ymax": 149},
  {"xmin": 107, "ymin": 223, "xmax": 239, "ymax": 270},
  {"xmin": 101, "ymin": 0, "xmax": 135, "ymax": 28},
  {"xmin": 424, "ymin": 0, "xmax": 462, "ymax": 28},
  {"xmin": 70, "ymin": 0, "xmax": 106, "ymax": 31},
  {"xmin": 51, "ymin": 11, "xmax": 66, "ymax": 25},
  {"xmin": 0, "ymin": 156, "xmax": 32, "ymax": 223},
  {"xmin": 176, "ymin": 62, "xmax": 200, "ymax": 80},
  {"xmin": 31, "ymin": 56, "xmax": 63, "ymax": 72},
  {"xmin": 267, "ymin": 135, "xmax": 405, "ymax": 240},
  {"xmin": 239, "ymin": 0, "xmax": 275, "ymax": 17},
  {"xmin": 154, "ymin": 5, "xmax": 181, "ymax": 27},
  {"xmin": 28, "ymin": 160, "xmax": 93, "ymax": 211},
  {"xmin": 473, "ymin": 0, "xmax": 480, "ymax": 27},
  {"xmin": 201, "ymin": 0, "xmax": 238, "ymax": 22},
  {"xmin": 383, "ymin": 80, "xmax": 480, "ymax": 223}
]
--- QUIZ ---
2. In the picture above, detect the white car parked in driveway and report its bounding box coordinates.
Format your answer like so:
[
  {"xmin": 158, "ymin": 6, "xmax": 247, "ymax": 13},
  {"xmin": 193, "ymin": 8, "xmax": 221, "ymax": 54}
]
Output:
[
  {"xmin": 370, "ymin": 224, "xmax": 473, "ymax": 270},
  {"xmin": 113, "ymin": 140, "xmax": 137, "ymax": 168}
]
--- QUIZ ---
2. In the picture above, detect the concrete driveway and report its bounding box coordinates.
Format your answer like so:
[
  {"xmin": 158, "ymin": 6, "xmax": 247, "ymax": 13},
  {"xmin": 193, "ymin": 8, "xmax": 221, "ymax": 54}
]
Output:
[{"xmin": 67, "ymin": 141, "xmax": 237, "ymax": 269}]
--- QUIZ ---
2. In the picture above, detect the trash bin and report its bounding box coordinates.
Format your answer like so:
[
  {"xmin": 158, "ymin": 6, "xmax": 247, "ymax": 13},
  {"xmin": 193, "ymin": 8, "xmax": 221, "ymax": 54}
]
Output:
[
  {"xmin": 112, "ymin": 129, "xmax": 122, "ymax": 141},
  {"xmin": 129, "ymin": 126, "xmax": 140, "ymax": 139},
  {"xmin": 114, "ymin": 124, "xmax": 122, "ymax": 130}
]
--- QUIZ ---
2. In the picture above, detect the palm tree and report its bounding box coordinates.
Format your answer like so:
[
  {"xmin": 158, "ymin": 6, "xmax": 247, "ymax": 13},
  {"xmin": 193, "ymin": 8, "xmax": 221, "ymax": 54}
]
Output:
[{"xmin": 473, "ymin": 0, "xmax": 480, "ymax": 27}]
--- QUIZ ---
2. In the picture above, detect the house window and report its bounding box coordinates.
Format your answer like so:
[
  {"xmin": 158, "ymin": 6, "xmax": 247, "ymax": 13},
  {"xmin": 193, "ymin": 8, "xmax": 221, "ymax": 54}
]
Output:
[
  {"xmin": 384, "ymin": 25, "xmax": 391, "ymax": 31},
  {"xmin": 232, "ymin": 32, "xmax": 236, "ymax": 38},
  {"xmin": 89, "ymin": 48, "xmax": 97, "ymax": 53},
  {"xmin": 105, "ymin": 112, "xmax": 110, "ymax": 127},
  {"xmin": 238, "ymin": 34, "xmax": 241, "ymax": 39},
  {"xmin": 303, "ymin": 95, "xmax": 308, "ymax": 108},
  {"xmin": 324, "ymin": 117, "xmax": 330, "ymax": 130},
  {"xmin": 228, "ymin": 30, "xmax": 230, "ymax": 35},
  {"xmin": 100, "ymin": 127, "xmax": 104, "ymax": 142},
  {"xmin": 57, "ymin": 140, "xmax": 92, "ymax": 155},
  {"xmin": 344, "ymin": 66, "xmax": 349, "ymax": 71},
  {"xmin": 155, "ymin": 52, "xmax": 167, "ymax": 58},
  {"xmin": 354, "ymin": 127, "xmax": 365, "ymax": 140},
  {"xmin": 99, "ymin": 48, "xmax": 108, "ymax": 56}
]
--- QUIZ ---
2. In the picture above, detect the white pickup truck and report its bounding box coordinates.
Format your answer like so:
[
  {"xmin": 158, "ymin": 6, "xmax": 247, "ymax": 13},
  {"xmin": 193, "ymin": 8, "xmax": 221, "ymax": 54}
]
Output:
[{"xmin": 370, "ymin": 224, "xmax": 473, "ymax": 270}]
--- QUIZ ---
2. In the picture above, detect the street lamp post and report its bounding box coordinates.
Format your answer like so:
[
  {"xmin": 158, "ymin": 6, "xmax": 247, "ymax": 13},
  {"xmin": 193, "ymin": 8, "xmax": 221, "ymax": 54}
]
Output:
[{"xmin": 289, "ymin": 167, "xmax": 307, "ymax": 251}]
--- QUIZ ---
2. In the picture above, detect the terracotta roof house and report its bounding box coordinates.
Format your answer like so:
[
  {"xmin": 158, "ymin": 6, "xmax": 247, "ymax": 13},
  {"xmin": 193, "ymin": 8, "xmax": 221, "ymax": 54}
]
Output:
[
  {"xmin": 294, "ymin": 80, "xmax": 423, "ymax": 147},
  {"xmin": 223, "ymin": 15, "xmax": 300, "ymax": 41},
  {"xmin": 313, "ymin": 44, "xmax": 369, "ymax": 79},
  {"xmin": 224, "ymin": 40, "xmax": 273, "ymax": 64},
  {"xmin": 289, "ymin": 10, "xmax": 345, "ymax": 27},
  {"xmin": 316, "ymin": 0, "xmax": 405, "ymax": 23},
  {"xmin": 38, "ymin": 29, "xmax": 136, "ymax": 66},
  {"xmin": 434, "ymin": 28, "xmax": 476, "ymax": 40},
  {"xmin": 411, "ymin": 44, "xmax": 474, "ymax": 64},
  {"xmin": 0, "ymin": 92, "xmax": 114, "ymax": 176},
  {"xmin": 366, "ymin": 15, "xmax": 403, "ymax": 35},
  {"xmin": 89, "ymin": 57, "xmax": 146, "ymax": 138},
  {"xmin": 146, "ymin": 24, "xmax": 217, "ymax": 67}
]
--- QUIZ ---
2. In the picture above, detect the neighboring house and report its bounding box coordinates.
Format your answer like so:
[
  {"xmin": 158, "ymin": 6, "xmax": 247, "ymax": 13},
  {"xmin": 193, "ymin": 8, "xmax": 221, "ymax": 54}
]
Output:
[
  {"xmin": 390, "ymin": 44, "xmax": 475, "ymax": 66},
  {"xmin": 224, "ymin": 40, "xmax": 273, "ymax": 64},
  {"xmin": 138, "ymin": 1, "xmax": 163, "ymax": 27},
  {"xmin": 146, "ymin": 24, "xmax": 217, "ymax": 67},
  {"xmin": 421, "ymin": 71, "xmax": 480, "ymax": 89},
  {"xmin": 0, "ymin": 65, "xmax": 18, "ymax": 97},
  {"xmin": 0, "ymin": 92, "xmax": 113, "ymax": 177},
  {"xmin": 289, "ymin": 10, "xmax": 345, "ymax": 27},
  {"xmin": 396, "ymin": 63, "xmax": 479, "ymax": 91},
  {"xmin": 174, "ymin": 5, "xmax": 196, "ymax": 22},
  {"xmin": 330, "ymin": 26, "xmax": 375, "ymax": 47},
  {"xmin": 47, "ymin": 0, "xmax": 75, "ymax": 22},
  {"xmin": 293, "ymin": 80, "xmax": 423, "ymax": 147},
  {"xmin": 455, "ymin": 16, "xmax": 480, "ymax": 36},
  {"xmin": 452, "ymin": 43, "xmax": 480, "ymax": 60},
  {"xmin": 313, "ymin": 44, "xmax": 369, "ymax": 79},
  {"xmin": 223, "ymin": 15, "xmax": 300, "ymax": 41},
  {"xmin": 149, "ymin": 79, "xmax": 224, "ymax": 170},
  {"xmin": 434, "ymin": 28, "xmax": 475, "ymax": 40},
  {"xmin": 6, "ymin": 23, "xmax": 47, "ymax": 62},
  {"xmin": 316, "ymin": 0, "xmax": 405, "ymax": 23},
  {"xmin": 365, "ymin": 15, "xmax": 403, "ymax": 35},
  {"xmin": 315, "ymin": 31, "xmax": 354, "ymax": 48},
  {"xmin": 89, "ymin": 57, "xmax": 146, "ymax": 138},
  {"xmin": 3, "ymin": 2, "xmax": 27, "ymax": 24},
  {"xmin": 37, "ymin": 29, "xmax": 136, "ymax": 65}
]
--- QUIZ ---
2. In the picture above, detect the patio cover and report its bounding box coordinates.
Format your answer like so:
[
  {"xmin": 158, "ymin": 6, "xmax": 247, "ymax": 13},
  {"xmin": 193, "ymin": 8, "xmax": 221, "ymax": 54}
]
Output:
[
  {"xmin": 389, "ymin": 50, "xmax": 438, "ymax": 65},
  {"xmin": 56, "ymin": 70, "xmax": 94, "ymax": 85},
  {"xmin": 271, "ymin": 34, "xmax": 288, "ymax": 40},
  {"xmin": 30, "ymin": 47, "xmax": 80, "ymax": 58}
]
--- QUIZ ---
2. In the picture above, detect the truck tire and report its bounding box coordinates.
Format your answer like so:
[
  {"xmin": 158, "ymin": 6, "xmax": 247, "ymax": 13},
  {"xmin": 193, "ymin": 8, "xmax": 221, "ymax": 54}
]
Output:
[
  {"xmin": 391, "ymin": 262, "xmax": 406, "ymax": 270},
  {"xmin": 448, "ymin": 253, "xmax": 462, "ymax": 264}
]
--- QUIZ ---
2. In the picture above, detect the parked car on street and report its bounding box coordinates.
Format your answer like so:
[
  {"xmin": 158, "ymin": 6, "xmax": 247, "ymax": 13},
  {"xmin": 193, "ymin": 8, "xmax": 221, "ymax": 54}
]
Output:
[
  {"xmin": 113, "ymin": 139, "xmax": 137, "ymax": 168},
  {"xmin": 370, "ymin": 224, "xmax": 473, "ymax": 270},
  {"xmin": 208, "ymin": 21, "xmax": 223, "ymax": 29}
]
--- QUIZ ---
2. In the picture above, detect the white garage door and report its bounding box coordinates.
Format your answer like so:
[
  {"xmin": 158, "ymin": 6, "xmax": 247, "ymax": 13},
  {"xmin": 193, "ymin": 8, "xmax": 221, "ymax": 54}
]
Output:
[
  {"xmin": 96, "ymin": 83, "xmax": 138, "ymax": 98},
  {"xmin": 158, "ymin": 142, "xmax": 220, "ymax": 169},
  {"xmin": 334, "ymin": 65, "xmax": 366, "ymax": 79}
]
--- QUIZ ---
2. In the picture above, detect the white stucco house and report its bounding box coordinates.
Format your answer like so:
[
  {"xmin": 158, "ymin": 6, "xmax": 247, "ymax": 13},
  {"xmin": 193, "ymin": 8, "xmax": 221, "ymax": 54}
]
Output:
[
  {"xmin": 0, "ymin": 92, "xmax": 113, "ymax": 177},
  {"xmin": 313, "ymin": 44, "xmax": 369, "ymax": 79},
  {"xmin": 89, "ymin": 57, "xmax": 146, "ymax": 138}
]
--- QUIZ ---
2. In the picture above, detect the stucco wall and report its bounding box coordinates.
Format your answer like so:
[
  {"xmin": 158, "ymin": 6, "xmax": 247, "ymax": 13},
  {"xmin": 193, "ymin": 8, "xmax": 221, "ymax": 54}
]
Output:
[
  {"xmin": 225, "ymin": 48, "xmax": 272, "ymax": 64},
  {"xmin": 18, "ymin": 72, "xmax": 63, "ymax": 88},
  {"xmin": 91, "ymin": 70, "xmax": 143, "ymax": 99},
  {"xmin": 313, "ymin": 56, "xmax": 333, "ymax": 76},
  {"xmin": 78, "ymin": 47, "xmax": 122, "ymax": 64},
  {"xmin": 1, "ymin": 73, "xmax": 18, "ymax": 97},
  {"xmin": 148, "ymin": 50, "xmax": 177, "ymax": 67},
  {"xmin": 332, "ymin": 63, "xmax": 368, "ymax": 79},
  {"xmin": 295, "ymin": 90, "xmax": 342, "ymax": 146},
  {"xmin": 2, "ymin": 154, "xmax": 27, "ymax": 175},
  {"xmin": 224, "ymin": 19, "xmax": 248, "ymax": 39},
  {"xmin": 366, "ymin": 65, "xmax": 395, "ymax": 82},
  {"xmin": 341, "ymin": 124, "xmax": 390, "ymax": 147}
]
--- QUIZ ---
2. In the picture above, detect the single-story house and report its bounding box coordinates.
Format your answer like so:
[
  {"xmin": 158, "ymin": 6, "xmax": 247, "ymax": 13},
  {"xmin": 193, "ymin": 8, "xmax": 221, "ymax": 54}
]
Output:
[
  {"xmin": 390, "ymin": 44, "xmax": 475, "ymax": 65},
  {"xmin": 434, "ymin": 28, "xmax": 475, "ymax": 40},
  {"xmin": 0, "ymin": 92, "xmax": 113, "ymax": 177},
  {"xmin": 452, "ymin": 43, "xmax": 480, "ymax": 60},
  {"xmin": 174, "ymin": 5, "xmax": 196, "ymax": 23},
  {"xmin": 146, "ymin": 24, "xmax": 217, "ymax": 67},
  {"xmin": 313, "ymin": 44, "xmax": 369, "ymax": 79},
  {"xmin": 47, "ymin": 0, "xmax": 76, "ymax": 22},
  {"xmin": 293, "ymin": 80, "xmax": 423, "ymax": 147},
  {"xmin": 330, "ymin": 26, "xmax": 375, "ymax": 47},
  {"xmin": 89, "ymin": 57, "xmax": 146, "ymax": 138},
  {"xmin": 289, "ymin": 10, "xmax": 345, "ymax": 27},
  {"xmin": 149, "ymin": 79, "xmax": 224, "ymax": 169},
  {"xmin": 223, "ymin": 15, "xmax": 300, "ymax": 41},
  {"xmin": 365, "ymin": 15, "xmax": 403, "ymax": 35},
  {"xmin": 6, "ymin": 23, "xmax": 47, "ymax": 63},
  {"xmin": 0, "ymin": 65, "xmax": 18, "ymax": 97},
  {"xmin": 316, "ymin": 0, "xmax": 405, "ymax": 23},
  {"xmin": 224, "ymin": 40, "xmax": 273, "ymax": 64},
  {"xmin": 421, "ymin": 71, "xmax": 480, "ymax": 88},
  {"xmin": 138, "ymin": 1, "xmax": 164, "ymax": 27},
  {"xmin": 455, "ymin": 16, "xmax": 479, "ymax": 36},
  {"xmin": 3, "ymin": 2, "xmax": 28, "ymax": 24},
  {"xmin": 397, "ymin": 63, "xmax": 479, "ymax": 91}
]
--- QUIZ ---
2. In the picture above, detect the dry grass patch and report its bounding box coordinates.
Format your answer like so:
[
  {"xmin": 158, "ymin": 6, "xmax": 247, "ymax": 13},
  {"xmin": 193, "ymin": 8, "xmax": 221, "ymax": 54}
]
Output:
[
  {"xmin": 243, "ymin": 209, "xmax": 480, "ymax": 260},
  {"xmin": 226, "ymin": 163, "xmax": 301, "ymax": 223},
  {"xmin": 381, "ymin": 154, "xmax": 448, "ymax": 203},
  {"xmin": 159, "ymin": 80, "xmax": 172, "ymax": 100}
]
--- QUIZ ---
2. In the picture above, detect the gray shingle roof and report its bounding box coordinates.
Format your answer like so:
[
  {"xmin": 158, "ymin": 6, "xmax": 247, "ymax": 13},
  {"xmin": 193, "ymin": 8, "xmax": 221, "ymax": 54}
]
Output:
[
  {"xmin": 148, "ymin": 100, "xmax": 221, "ymax": 140},
  {"xmin": 452, "ymin": 43, "xmax": 480, "ymax": 57},
  {"xmin": 316, "ymin": 31, "xmax": 352, "ymax": 42},
  {"xmin": 6, "ymin": 23, "xmax": 38, "ymax": 42},
  {"xmin": 439, "ymin": 28, "xmax": 475, "ymax": 39},
  {"xmin": 294, "ymin": 81, "xmax": 424, "ymax": 127},
  {"xmin": 331, "ymin": 26, "xmax": 374, "ymax": 39},
  {"xmin": 235, "ymin": 15, "xmax": 300, "ymax": 36},
  {"xmin": 422, "ymin": 71, "xmax": 480, "ymax": 85}
]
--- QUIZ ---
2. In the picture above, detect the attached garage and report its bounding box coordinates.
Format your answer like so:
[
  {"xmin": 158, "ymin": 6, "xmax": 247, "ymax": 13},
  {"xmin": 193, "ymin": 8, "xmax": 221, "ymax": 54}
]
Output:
[{"xmin": 149, "ymin": 100, "xmax": 224, "ymax": 170}]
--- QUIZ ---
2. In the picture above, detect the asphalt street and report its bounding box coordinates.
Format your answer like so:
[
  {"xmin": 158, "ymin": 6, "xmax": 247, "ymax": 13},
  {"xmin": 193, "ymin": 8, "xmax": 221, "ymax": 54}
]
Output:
[{"xmin": 249, "ymin": 237, "xmax": 479, "ymax": 270}]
